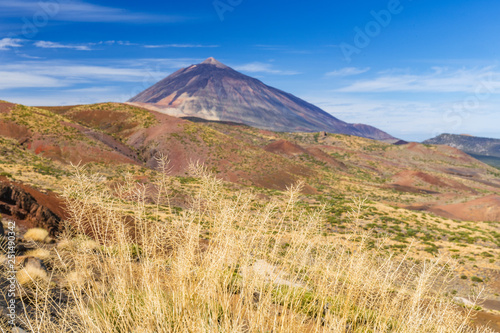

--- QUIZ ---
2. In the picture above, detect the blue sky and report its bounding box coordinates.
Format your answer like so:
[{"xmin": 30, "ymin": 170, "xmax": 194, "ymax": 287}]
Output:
[{"xmin": 0, "ymin": 0, "xmax": 499, "ymax": 141}]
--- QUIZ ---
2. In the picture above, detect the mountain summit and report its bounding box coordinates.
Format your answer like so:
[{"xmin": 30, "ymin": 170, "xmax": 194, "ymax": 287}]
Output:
[
  {"xmin": 128, "ymin": 58, "xmax": 395, "ymax": 141},
  {"xmin": 201, "ymin": 57, "xmax": 229, "ymax": 68}
]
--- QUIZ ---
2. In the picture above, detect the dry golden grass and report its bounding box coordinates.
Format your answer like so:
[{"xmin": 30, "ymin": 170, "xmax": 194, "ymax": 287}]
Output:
[
  {"xmin": 16, "ymin": 265, "xmax": 48, "ymax": 287},
  {"xmin": 75, "ymin": 238, "xmax": 99, "ymax": 252},
  {"xmin": 11, "ymin": 162, "xmax": 494, "ymax": 332},
  {"xmin": 24, "ymin": 248, "xmax": 51, "ymax": 261},
  {"xmin": 56, "ymin": 238, "xmax": 75, "ymax": 251},
  {"xmin": 23, "ymin": 228, "xmax": 49, "ymax": 243},
  {"xmin": 64, "ymin": 270, "xmax": 88, "ymax": 290}
]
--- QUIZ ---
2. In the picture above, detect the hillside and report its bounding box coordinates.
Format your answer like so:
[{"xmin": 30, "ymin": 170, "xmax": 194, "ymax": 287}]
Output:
[
  {"xmin": 36, "ymin": 102, "xmax": 500, "ymax": 222},
  {"xmin": 1, "ymin": 101, "xmax": 500, "ymax": 331},
  {"xmin": 7, "ymin": 101, "xmax": 500, "ymax": 226},
  {"xmin": 424, "ymin": 134, "xmax": 500, "ymax": 169}
]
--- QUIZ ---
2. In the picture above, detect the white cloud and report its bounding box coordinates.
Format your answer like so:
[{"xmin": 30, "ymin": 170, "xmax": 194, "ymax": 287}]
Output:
[
  {"xmin": 143, "ymin": 44, "xmax": 220, "ymax": 48},
  {"xmin": 302, "ymin": 92, "xmax": 500, "ymax": 141},
  {"xmin": 34, "ymin": 41, "xmax": 92, "ymax": 51},
  {"xmin": 31, "ymin": 40, "xmax": 218, "ymax": 51},
  {"xmin": 253, "ymin": 45, "xmax": 312, "ymax": 54},
  {"xmin": 234, "ymin": 62, "xmax": 300, "ymax": 75},
  {"xmin": 2, "ymin": 63, "xmax": 158, "ymax": 82},
  {"xmin": 337, "ymin": 67, "xmax": 500, "ymax": 93},
  {"xmin": 0, "ymin": 38, "xmax": 24, "ymax": 50},
  {"xmin": 114, "ymin": 41, "xmax": 136, "ymax": 46},
  {"xmin": 0, "ymin": 71, "xmax": 64, "ymax": 89},
  {"xmin": 0, "ymin": 58, "xmax": 200, "ymax": 91},
  {"xmin": 326, "ymin": 67, "xmax": 370, "ymax": 77},
  {"xmin": 0, "ymin": 0, "xmax": 188, "ymax": 23},
  {"xmin": 1, "ymin": 88, "xmax": 126, "ymax": 106},
  {"xmin": 18, "ymin": 54, "xmax": 42, "ymax": 59},
  {"xmin": 0, "ymin": 62, "xmax": 158, "ymax": 90}
]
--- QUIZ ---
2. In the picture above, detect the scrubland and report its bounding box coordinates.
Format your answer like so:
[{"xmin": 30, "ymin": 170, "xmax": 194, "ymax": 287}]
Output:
[{"xmin": 1, "ymin": 161, "xmax": 493, "ymax": 332}]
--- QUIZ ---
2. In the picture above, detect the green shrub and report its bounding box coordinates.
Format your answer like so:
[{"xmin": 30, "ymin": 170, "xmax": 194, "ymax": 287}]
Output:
[{"xmin": 471, "ymin": 276, "xmax": 483, "ymax": 283}]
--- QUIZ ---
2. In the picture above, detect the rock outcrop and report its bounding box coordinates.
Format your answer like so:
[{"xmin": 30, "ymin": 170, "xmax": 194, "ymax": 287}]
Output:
[{"xmin": 0, "ymin": 180, "xmax": 63, "ymax": 235}]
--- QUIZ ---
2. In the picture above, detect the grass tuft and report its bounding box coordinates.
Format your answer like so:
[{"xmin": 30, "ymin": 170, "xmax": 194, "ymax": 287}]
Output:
[
  {"xmin": 16, "ymin": 265, "xmax": 48, "ymax": 287},
  {"xmin": 24, "ymin": 248, "xmax": 51, "ymax": 261},
  {"xmin": 23, "ymin": 228, "xmax": 49, "ymax": 243}
]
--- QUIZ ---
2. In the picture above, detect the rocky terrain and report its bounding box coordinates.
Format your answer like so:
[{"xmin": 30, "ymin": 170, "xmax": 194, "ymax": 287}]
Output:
[{"xmin": 0, "ymin": 178, "xmax": 63, "ymax": 236}]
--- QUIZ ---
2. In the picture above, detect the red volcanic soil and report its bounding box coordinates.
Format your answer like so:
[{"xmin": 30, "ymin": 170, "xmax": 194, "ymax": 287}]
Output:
[
  {"xmin": 126, "ymin": 113, "xmax": 315, "ymax": 191},
  {"xmin": 390, "ymin": 142, "xmax": 480, "ymax": 166},
  {"xmin": 28, "ymin": 137, "xmax": 137, "ymax": 166},
  {"xmin": 431, "ymin": 195, "xmax": 500, "ymax": 222},
  {"xmin": 35, "ymin": 105, "xmax": 81, "ymax": 115},
  {"xmin": 0, "ymin": 111, "xmax": 139, "ymax": 166},
  {"xmin": 306, "ymin": 147, "xmax": 346, "ymax": 169},
  {"xmin": 265, "ymin": 139, "xmax": 308, "ymax": 156},
  {"xmin": 390, "ymin": 170, "xmax": 474, "ymax": 193},
  {"xmin": 404, "ymin": 142, "xmax": 429, "ymax": 154},
  {"xmin": 0, "ymin": 120, "xmax": 31, "ymax": 143},
  {"xmin": 126, "ymin": 112, "xmax": 190, "ymax": 172},
  {"xmin": 251, "ymin": 166, "xmax": 317, "ymax": 194},
  {"xmin": 0, "ymin": 102, "xmax": 15, "ymax": 114},
  {"xmin": 62, "ymin": 122, "xmax": 141, "ymax": 164},
  {"xmin": 469, "ymin": 310, "xmax": 500, "ymax": 332},
  {"xmin": 64, "ymin": 108, "xmax": 142, "ymax": 136},
  {"xmin": 264, "ymin": 140, "xmax": 346, "ymax": 171},
  {"xmin": 0, "ymin": 176, "xmax": 66, "ymax": 235}
]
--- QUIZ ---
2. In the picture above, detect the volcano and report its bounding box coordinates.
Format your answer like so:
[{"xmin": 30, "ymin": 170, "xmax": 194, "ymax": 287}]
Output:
[{"xmin": 128, "ymin": 57, "xmax": 395, "ymax": 141}]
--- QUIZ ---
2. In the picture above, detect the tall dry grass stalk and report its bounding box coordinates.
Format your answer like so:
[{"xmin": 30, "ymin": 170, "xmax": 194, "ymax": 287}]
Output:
[{"xmin": 10, "ymin": 161, "xmax": 493, "ymax": 332}]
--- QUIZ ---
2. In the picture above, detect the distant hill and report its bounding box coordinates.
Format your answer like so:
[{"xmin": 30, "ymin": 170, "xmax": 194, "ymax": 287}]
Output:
[
  {"xmin": 128, "ymin": 57, "xmax": 396, "ymax": 142},
  {"xmin": 424, "ymin": 133, "xmax": 500, "ymax": 168}
]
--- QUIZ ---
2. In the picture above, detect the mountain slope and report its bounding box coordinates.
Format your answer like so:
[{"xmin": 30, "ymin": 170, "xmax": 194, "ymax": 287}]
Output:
[
  {"xmin": 40, "ymin": 102, "xmax": 317, "ymax": 191},
  {"xmin": 0, "ymin": 101, "xmax": 138, "ymax": 165},
  {"xmin": 424, "ymin": 133, "xmax": 500, "ymax": 168},
  {"xmin": 15, "ymin": 101, "xmax": 500, "ymax": 222},
  {"xmin": 128, "ymin": 58, "xmax": 395, "ymax": 142}
]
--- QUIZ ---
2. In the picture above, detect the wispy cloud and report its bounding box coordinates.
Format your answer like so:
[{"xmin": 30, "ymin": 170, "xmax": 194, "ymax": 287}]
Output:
[
  {"xmin": 0, "ymin": 58, "xmax": 201, "ymax": 105},
  {"xmin": 34, "ymin": 41, "xmax": 92, "ymax": 51},
  {"xmin": 234, "ymin": 62, "xmax": 300, "ymax": 75},
  {"xmin": 2, "ymin": 86, "xmax": 129, "ymax": 106},
  {"xmin": 254, "ymin": 44, "xmax": 312, "ymax": 54},
  {"xmin": 103, "ymin": 41, "xmax": 219, "ymax": 49},
  {"xmin": 254, "ymin": 45, "xmax": 291, "ymax": 52},
  {"xmin": 143, "ymin": 44, "xmax": 220, "ymax": 48},
  {"xmin": 0, "ymin": 38, "xmax": 25, "ymax": 50},
  {"xmin": 31, "ymin": 40, "xmax": 217, "ymax": 51},
  {"xmin": 303, "ymin": 93, "xmax": 500, "ymax": 141},
  {"xmin": 0, "ymin": 70, "xmax": 64, "ymax": 89},
  {"xmin": 337, "ymin": 67, "xmax": 500, "ymax": 93},
  {"xmin": 326, "ymin": 67, "xmax": 370, "ymax": 77},
  {"xmin": 0, "ymin": 0, "xmax": 189, "ymax": 23},
  {"xmin": 0, "ymin": 58, "xmax": 199, "ymax": 91},
  {"xmin": 0, "ymin": 62, "xmax": 154, "ymax": 90},
  {"xmin": 18, "ymin": 54, "xmax": 43, "ymax": 59}
]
